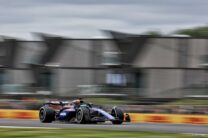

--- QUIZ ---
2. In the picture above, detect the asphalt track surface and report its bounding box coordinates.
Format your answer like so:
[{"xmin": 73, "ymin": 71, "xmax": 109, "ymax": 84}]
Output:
[{"xmin": 0, "ymin": 119, "xmax": 207, "ymax": 134}]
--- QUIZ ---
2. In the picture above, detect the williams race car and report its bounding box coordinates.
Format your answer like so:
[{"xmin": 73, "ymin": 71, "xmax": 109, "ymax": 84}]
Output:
[{"xmin": 39, "ymin": 99, "xmax": 130, "ymax": 124}]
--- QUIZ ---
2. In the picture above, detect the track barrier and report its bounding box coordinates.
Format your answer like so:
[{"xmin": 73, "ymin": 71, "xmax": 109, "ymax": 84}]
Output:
[{"xmin": 0, "ymin": 109, "xmax": 208, "ymax": 124}]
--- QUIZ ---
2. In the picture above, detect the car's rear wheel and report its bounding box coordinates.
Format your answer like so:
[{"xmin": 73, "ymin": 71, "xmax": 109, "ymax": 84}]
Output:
[
  {"xmin": 111, "ymin": 107, "xmax": 124, "ymax": 124},
  {"xmin": 76, "ymin": 107, "xmax": 90, "ymax": 124},
  {"xmin": 39, "ymin": 107, "xmax": 55, "ymax": 123}
]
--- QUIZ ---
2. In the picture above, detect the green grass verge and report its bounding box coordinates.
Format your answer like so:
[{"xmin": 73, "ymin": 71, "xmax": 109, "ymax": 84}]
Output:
[
  {"xmin": 166, "ymin": 99, "xmax": 208, "ymax": 105},
  {"xmin": 0, "ymin": 128, "xmax": 206, "ymax": 138},
  {"xmin": 85, "ymin": 98, "xmax": 127, "ymax": 105}
]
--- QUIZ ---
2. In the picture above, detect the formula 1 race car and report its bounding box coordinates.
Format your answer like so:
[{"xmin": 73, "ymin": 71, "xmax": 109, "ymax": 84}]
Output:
[{"xmin": 39, "ymin": 99, "xmax": 130, "ymax": 124}]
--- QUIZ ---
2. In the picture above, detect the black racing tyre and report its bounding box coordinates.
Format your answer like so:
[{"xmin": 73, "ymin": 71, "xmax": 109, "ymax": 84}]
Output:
[
  {"xmin": 39, "ymin": 107, "xmax": 55, "ymax": 123},
  {"xmin": 76, "ymin": 107, "xmax": 90, "ymax": 124},
  {"xmin": 111, "ymin": 107, "xmax": 124, "ymax": 125}
]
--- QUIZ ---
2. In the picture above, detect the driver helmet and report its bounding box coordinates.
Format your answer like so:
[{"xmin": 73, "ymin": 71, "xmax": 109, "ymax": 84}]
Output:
[{"xmin": 72, "ymin": 99, "xmax": 81, "ymax": 106}]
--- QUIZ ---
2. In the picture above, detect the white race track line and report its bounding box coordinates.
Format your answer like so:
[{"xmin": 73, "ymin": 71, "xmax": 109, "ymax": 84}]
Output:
[
  {"xmin": 0, "ymin": 126, "xmax": 60, "ymax": 129},
  {"xmin": 183, "ymin": 133, "xmax": 208, "ymax": 137}
]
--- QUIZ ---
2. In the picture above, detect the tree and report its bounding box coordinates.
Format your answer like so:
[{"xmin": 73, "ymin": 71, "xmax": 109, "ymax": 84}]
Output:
[
  {"xmin": 142, "ymin": 31, "xmax": 162, "ymax": 37},
  {"xmin": 174, "ymin": 26, "xmax": 208, "ymax": 37}
]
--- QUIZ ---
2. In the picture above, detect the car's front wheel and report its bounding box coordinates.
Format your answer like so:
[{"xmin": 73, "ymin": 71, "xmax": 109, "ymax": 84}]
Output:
[{"xmin": 111, "ymin": 107, "xmax": 124, "ymax": 124}]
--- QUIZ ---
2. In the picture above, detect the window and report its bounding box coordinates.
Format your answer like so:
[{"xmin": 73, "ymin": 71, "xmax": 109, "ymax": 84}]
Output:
[{"xmin": 106, "ymin": 73, "xmax": 126, "ymax": 86}]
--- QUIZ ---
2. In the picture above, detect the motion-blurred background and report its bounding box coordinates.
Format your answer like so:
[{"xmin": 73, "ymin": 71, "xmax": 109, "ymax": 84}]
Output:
[
  {"xmin": 0, "ymin": 30, "xmax": 208, "ymax": 115},
  {"xmin": 0, "ymin": 0, "xmax": 208, "ymax": 116}
]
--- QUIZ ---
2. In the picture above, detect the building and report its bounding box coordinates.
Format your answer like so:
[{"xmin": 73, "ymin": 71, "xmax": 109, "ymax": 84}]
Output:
[{"xmin": 0, "ymin": 33, "xmax": 208, "ymax": 98}]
